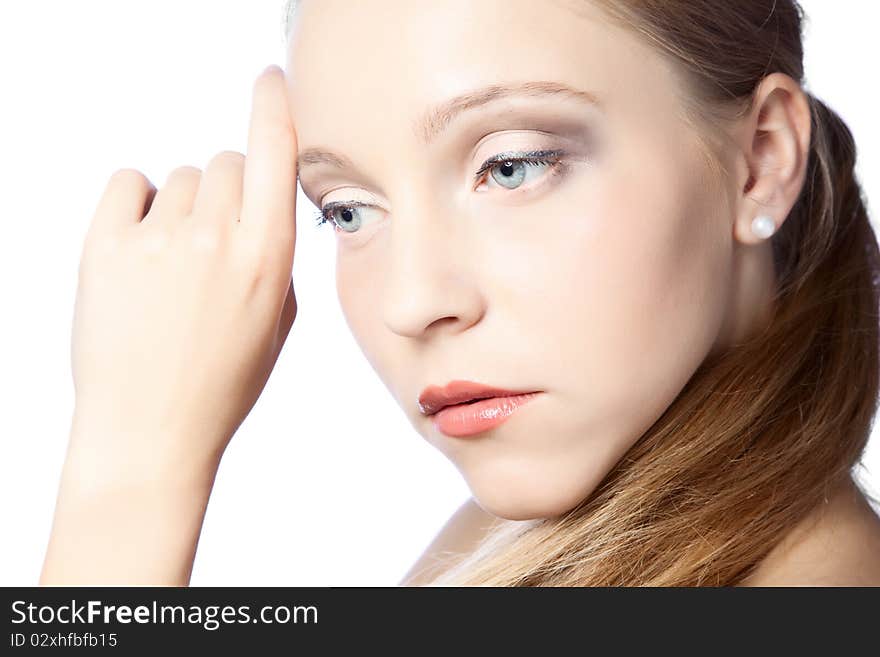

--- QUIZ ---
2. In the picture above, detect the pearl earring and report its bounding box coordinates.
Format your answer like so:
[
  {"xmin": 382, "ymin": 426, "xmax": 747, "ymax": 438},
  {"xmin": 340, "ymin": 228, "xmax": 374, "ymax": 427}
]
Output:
[{"xmin": 751, "ymin": 215, "xmax": 776, "ymax": 239}]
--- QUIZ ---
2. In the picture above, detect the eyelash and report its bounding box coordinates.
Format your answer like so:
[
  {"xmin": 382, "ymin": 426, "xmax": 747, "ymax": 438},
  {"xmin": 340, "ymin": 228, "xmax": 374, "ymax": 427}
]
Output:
[{"xmin": 312, "ymin": 148, "xmax": 570, "ymax": 230}]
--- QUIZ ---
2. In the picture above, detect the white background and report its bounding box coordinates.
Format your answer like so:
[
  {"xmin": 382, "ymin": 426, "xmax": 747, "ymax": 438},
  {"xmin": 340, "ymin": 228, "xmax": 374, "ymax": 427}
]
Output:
[{"xmin": 0, "ymin": 1, "xmax": 877, "ymax": 586}]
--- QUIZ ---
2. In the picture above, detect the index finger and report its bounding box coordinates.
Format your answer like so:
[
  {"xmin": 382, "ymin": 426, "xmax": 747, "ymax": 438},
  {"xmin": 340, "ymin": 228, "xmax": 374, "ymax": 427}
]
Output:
[{"xmin": 240, "ymin": 65, "xmax": 297, "ymax": 241}]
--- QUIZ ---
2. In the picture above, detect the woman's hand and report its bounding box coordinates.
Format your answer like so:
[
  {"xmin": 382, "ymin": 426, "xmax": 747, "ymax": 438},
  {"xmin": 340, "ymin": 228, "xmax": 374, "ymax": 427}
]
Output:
[
  {"xmin": 40, "ymin": 65, "xmax": 298, "ymax": 585},
  {"xmin": 70, "ymin": 64, "xmax": 298, "ymax": 478}
]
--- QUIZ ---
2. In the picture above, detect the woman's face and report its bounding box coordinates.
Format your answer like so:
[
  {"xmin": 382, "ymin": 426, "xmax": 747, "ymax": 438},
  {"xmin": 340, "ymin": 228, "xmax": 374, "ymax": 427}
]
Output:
[{"xmin": 285, "ymin": 0, "xmax": 748, "ymax": 520}]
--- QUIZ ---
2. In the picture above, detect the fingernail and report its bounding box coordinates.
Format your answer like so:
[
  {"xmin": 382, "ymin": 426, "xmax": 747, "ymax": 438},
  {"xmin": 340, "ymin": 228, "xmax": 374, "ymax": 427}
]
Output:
[{"xmin": 262, "ymin": 64, "xmax": 282, "ymax": 77}]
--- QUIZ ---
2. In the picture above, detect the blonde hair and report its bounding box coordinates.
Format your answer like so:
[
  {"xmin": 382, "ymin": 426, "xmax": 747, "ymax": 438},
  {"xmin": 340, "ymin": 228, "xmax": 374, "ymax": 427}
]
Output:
[{"xmin": 283, "ymin": 0, "xmax": 880, "ymax": 585}]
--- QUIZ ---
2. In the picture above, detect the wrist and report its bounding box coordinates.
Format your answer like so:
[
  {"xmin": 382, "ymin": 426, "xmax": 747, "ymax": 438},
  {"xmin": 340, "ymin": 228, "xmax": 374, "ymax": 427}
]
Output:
[
  {"xmin": 66, "ymin": 408, "xmax": 224, "ymax": 494},
  {"xmin": 42, "ymin": 425, "xmax": 220, "ymax": 586}
]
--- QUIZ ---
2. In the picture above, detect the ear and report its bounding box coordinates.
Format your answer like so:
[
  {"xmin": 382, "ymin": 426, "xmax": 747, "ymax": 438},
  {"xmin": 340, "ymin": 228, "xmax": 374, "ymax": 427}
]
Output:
[{"xmin": 732, "ymin": 72, "xmax": 812, "ymax": 246}]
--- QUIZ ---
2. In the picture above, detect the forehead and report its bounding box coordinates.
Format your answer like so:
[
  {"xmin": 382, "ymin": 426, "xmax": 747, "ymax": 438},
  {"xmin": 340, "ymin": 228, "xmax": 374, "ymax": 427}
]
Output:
[{"xmin": 285, "ymin": 0, "xmax": 681, "ymax": 152}]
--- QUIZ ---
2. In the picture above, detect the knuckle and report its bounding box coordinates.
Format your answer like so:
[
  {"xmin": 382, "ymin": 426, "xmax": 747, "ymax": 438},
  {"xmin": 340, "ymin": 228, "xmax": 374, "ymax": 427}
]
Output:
[
  {"xmin": 109, "ymin": 167, "xmax": 150, "ymax": 188},
  {"xmin": 137, "ymin": 224, "xmax": 174, "ymax": 255},
  {"xmin": 234, "ymin": 234, "xmax": 265, "ymax": 270},
  {"xmin": 208, "ymin": 150, "xmax": 245, "ymax": 171},
  {"xmin": 166, "ymin": 165, "xmax": 202, "ymax": 182},
  {"xmin": 186, "ymin": 222, "xmax": 225, "ymax": 254},
  {"xmin": 235, "ymin": 234, "xmax": 286, "ymax": 285}
]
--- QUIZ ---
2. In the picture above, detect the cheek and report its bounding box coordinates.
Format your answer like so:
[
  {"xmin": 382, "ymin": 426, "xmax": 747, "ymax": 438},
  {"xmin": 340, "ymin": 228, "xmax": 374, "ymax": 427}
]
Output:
[
  {"xmin": 335, "ymin": 243, "xmax": 425, "ymax": 404},
  {"xmin": 336, "ymin": 253, "xmax": 383, "ymax": 357},
  {"xmin": 535, "ymin": 155, "xmax": 730, "ymax": 440}
]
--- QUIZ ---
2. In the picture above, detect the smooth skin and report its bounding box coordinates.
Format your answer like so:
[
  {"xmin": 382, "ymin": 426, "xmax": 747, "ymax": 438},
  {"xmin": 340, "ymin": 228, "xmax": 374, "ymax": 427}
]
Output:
[
  {"xmin": 288, "ymin": 0, "xmax": 784, "ymax": 525},
  {"xmin": 41, "ymin": 65, "xmax": 298, "ymax": 585},
  {"xmin": 41, "ymin": 0, "xmax": 880, "ymax": 585},
  {"xmin": 286, "ymin": 0, "xmax": 880, "ymax": 584}
]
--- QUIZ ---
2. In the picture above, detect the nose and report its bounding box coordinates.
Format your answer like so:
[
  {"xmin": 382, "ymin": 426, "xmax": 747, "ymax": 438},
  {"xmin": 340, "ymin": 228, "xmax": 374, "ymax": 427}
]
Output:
[{"xmin": 380, "ymin": 195, "xmax": 485, "ymax": 339}]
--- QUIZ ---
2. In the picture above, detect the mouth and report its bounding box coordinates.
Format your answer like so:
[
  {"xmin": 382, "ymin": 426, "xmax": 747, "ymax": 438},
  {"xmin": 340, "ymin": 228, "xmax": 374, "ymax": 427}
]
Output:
[
  {"xmin": 418, "ymin": 379, "xmax": 542, "ymax": 416},
  {"xmin": 437, "ymin": 393, "xmax": 500, "ymax": 409},
  {"xmin": 427, "ymin": 391, "xmax": 543, "ymax": 438}
]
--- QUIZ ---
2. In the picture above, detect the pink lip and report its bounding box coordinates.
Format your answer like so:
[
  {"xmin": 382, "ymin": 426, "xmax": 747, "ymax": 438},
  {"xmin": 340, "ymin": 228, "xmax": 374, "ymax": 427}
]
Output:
[
  {"xmin": 431, "ymin": 392, "xmax": 542, "ymax": 438},
  {"xmin": 418, "ymin": 379, "xmax": 540, "ymax": 416}
]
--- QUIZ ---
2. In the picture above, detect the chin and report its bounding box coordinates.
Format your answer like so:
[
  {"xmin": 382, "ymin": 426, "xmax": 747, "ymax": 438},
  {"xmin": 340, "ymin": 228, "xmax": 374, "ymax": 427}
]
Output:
[{"xmin": 463, "ymin": 456, "xmax": 603, "ymax": 521}]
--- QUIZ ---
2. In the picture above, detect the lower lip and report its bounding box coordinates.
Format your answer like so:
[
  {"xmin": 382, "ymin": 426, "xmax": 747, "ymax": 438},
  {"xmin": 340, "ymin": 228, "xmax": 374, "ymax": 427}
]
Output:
[{"xmin": 431, "ymin": 392, "xmax": 542, "ymax": 438}]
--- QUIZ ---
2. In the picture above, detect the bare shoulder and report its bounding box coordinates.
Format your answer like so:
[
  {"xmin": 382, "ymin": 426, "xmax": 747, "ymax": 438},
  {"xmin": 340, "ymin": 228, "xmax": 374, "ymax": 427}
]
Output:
[
  {"xmin": 741, "ymin": 480, "xmax": 880, "ymax": 587},
  {"xmin": 821, "ymin": 489, "xmax": 880, "ymax": 586},
  {"xmin": 398, "ymin": 497, "xmax": 502, "ymax": 586}
]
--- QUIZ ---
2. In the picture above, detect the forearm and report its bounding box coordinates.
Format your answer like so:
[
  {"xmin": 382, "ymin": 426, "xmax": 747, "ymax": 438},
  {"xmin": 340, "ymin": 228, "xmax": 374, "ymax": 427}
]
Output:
[{"xmin": 40, "ymin": 418, "xmax": 221, "ymax": 586}]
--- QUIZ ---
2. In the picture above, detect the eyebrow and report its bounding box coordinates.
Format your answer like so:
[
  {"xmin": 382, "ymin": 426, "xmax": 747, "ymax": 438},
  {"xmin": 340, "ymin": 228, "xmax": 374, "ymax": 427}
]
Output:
[{"xmin": 296, "ymin": 80, "xmax": 601, "ymax": 178}]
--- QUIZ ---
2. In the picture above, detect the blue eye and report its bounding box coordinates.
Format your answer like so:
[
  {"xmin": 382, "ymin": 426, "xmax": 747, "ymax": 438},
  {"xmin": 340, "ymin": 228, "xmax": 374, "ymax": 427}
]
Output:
[
  {"xmin": 312, "ymin": 200, "xmax": 373, "ymax": 233},
  {"xmin": 474, "ymin": 149, "xmax": 568, "ymax": 191},
  {"xmin": 313, "ymin": 148, "xmax": 570, "ymax": 234}
]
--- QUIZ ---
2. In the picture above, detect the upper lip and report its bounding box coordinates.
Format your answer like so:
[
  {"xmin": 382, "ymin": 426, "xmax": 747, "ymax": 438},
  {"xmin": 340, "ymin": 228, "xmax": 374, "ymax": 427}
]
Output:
[{"xmin": 418, "ymin": 380, "xmax": 540, "ymax": 416}]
